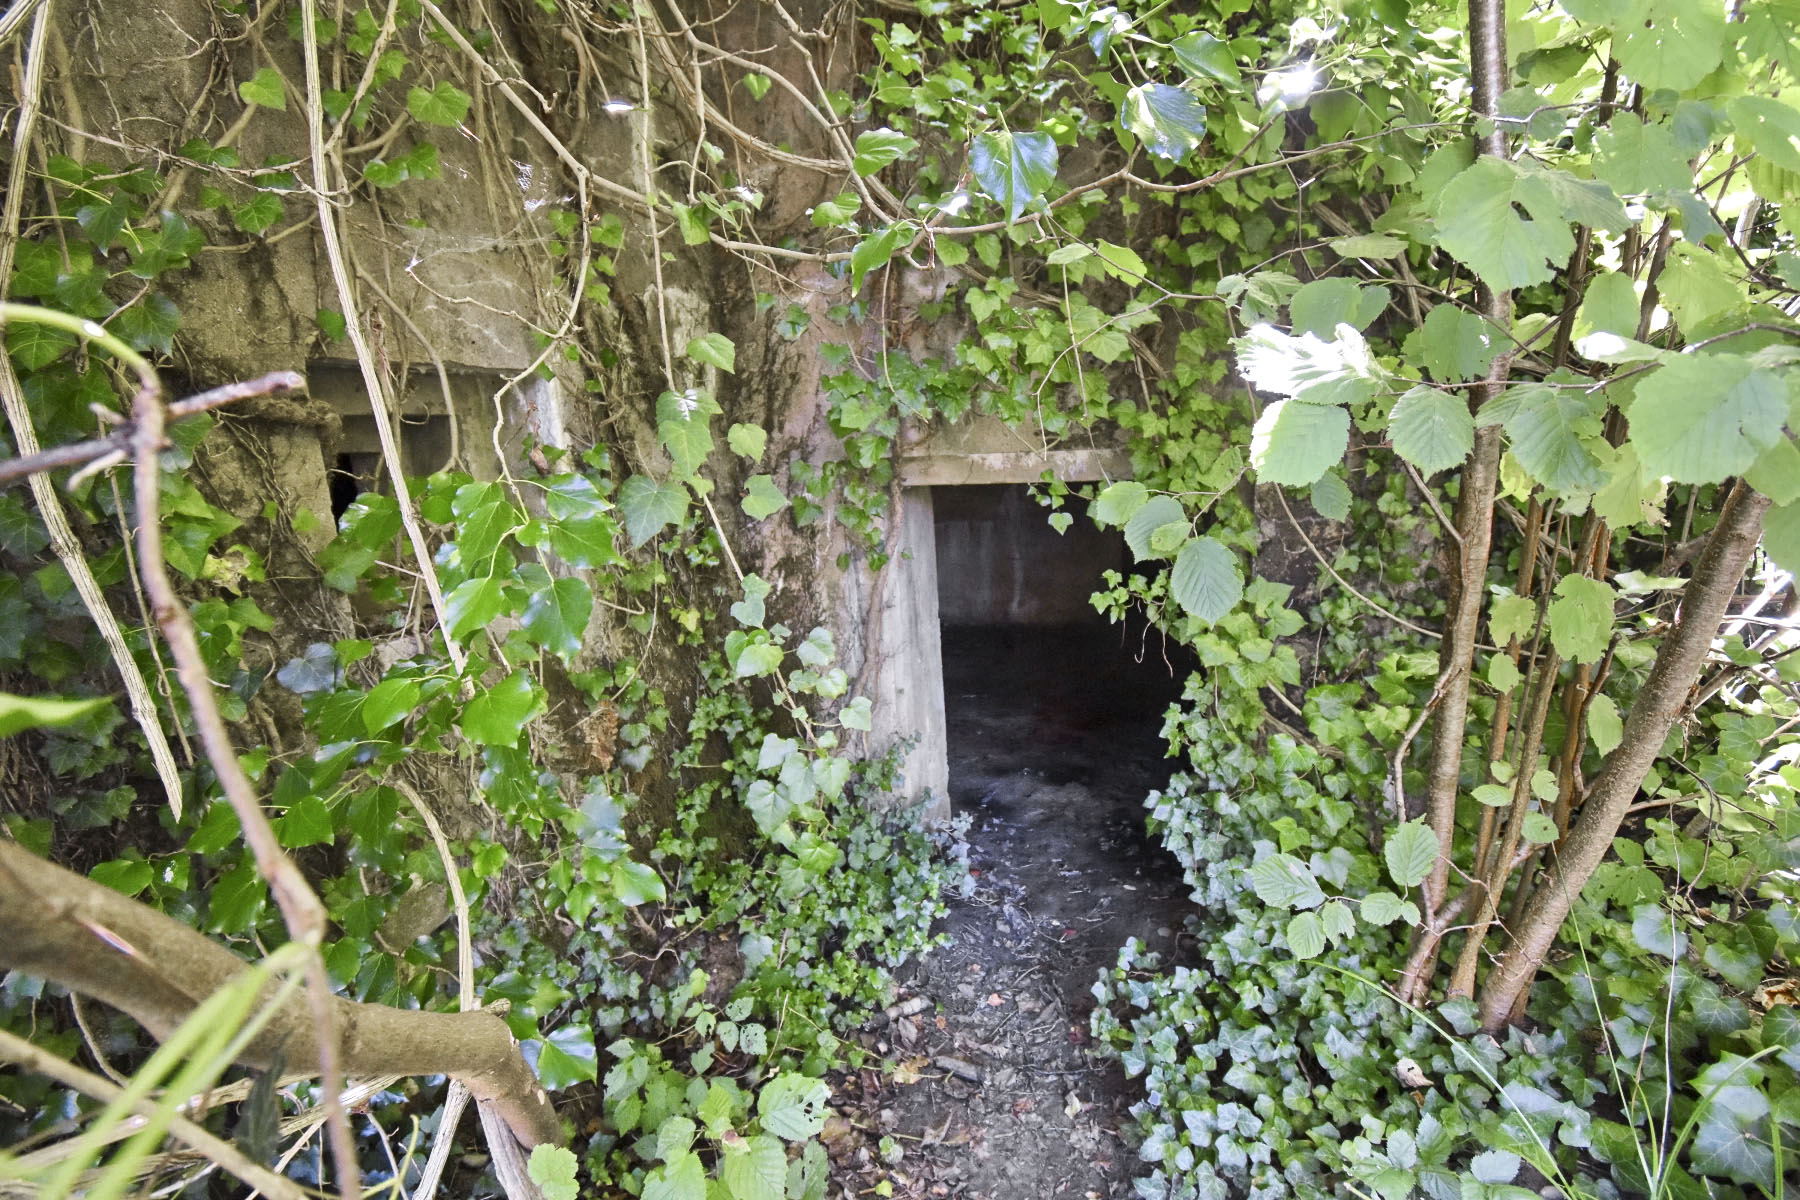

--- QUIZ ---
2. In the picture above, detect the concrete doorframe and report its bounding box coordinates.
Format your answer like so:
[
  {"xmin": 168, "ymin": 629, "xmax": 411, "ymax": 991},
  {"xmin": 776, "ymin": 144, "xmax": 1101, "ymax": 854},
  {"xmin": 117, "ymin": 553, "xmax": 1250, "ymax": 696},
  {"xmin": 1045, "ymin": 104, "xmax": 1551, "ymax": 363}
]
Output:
[{"xmin": 867, "ymin": 419, "xmax": 1133, "ymax": 823}]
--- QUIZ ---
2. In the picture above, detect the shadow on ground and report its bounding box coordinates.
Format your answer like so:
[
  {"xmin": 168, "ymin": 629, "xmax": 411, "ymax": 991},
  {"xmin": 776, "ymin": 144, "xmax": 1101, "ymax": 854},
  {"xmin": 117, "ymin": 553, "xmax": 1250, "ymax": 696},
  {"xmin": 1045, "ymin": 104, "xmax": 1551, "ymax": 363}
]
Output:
[{"xmin": 832, "ymin": 623, "xmax": 1194, "ymax": 1200}]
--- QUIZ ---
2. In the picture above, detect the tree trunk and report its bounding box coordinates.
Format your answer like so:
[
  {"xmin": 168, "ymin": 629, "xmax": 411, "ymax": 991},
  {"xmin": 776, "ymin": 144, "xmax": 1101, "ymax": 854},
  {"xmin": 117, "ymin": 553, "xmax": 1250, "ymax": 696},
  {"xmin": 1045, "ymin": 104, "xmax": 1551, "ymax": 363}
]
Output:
[
  {"xmin": 0, "ymin": 839, "xmax": 563, "ymax": 1151},
  {"xmin": 1476, "ymin": 481, "xmax": 1771, "ymax": 1031}
]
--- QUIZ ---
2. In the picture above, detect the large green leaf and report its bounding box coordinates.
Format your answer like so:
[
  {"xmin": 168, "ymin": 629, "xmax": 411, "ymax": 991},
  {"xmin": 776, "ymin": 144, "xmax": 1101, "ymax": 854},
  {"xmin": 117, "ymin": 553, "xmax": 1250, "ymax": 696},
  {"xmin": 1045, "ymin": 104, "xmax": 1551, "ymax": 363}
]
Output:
[
  {"xmin": 642, "ymin": 1152, "xmax": 707, "ymax": 1200},
  {"xmin": 721, "ymin": 1134, "xmax": 787, "ymax": 1200},
  {"xmin": 1289, "ymin": 278, "xmax": 1388, "ymax": 338},
  {"xmin": 1760, "ymin": 501, "xmax": 1800, "ymax": 575},
  {"xmin": 535, "ymin": 1023, "xmax": 598, "ymax": 1090},
  {"xmin": 1387, "ymin": 386, "xmax": 1474, "ymax": 475},
  {"xmin": 460, "ymin": 670, "xmax": 543, "ymax": 747},
  {"xmin": 445, "ymin": 576, "xmax": 507, "ymax": 641},
  {"xmin": 969, "ymin": 130, "xmax": 1059, "ymax": 223},
  {"xmin": 852, "ymin": 127, "xmax": 917, "ymax": 176},
  {"xmin": 1285, "ymin": 911, "xmax": 1326, "ymax": 959},
  {"xmin": 1249, "ymin": 853, "xmax": 1325, "ymax": 910},
  {"xmin": 1730, "ymin": 96, "xmax": 1800, "ymax": 174},
  {"xmin": 407, "ymin": 82, "xmax": 472, "ymax": 127},
  {"xmin": 1417, "ymin": 304, "xmax": 1499, "ymax": 384},
  {"xmin": 741, "ymin": 475, "xmax": 788, "ymax": 521},
  {"xmin": 1594, "ymin": 114, "xmax": 1692, "ymax": 195},
  {"xmin": 1123, "ymin": 495, "xmax": 1185, "ymax": 561},
  {"xmin": 1434, "ymin": 158, "xmax": 1576, "ymax": 290},
  {"xmin": 618, "ymin": 475, "xmax": 690, "ymax": 547},
  {"xmin": 1547, "ymin": 575, "xmax": 1615, "ymax": 664},
  {"xmin": 1630, "ymin": 356, "xmax": 1786, "ymax": 484},
  {"xmin": 1121, "ymin": 83, "xmax": 1208, "ymax": 160},
  {"xmin": 758, "ymin": 1074, "xmax": 831, "ymax": 1141},
  {"xmin": 850, "ymin": 222, "xmax": 908, "ymax": 293},
  {"xmin": 1235, "ymin": 323, "xmax": 1380, "ymax": 407},
  {"xmin": 1251, "ymin": 399, "xmax": 1349, "ymax": 487},
  {"xmin": 1169, "ymin": 536, "xmax": 1242, "ymax": 624},
  {"xmin": 1384, "ymin": 821, "xmax": 1438, "ymax": 889},
  {"xmin": 1499, "ymin": 384, "xmax": 1608, "ymax": 496},
  {"xmin": 1171, "ymin": 32, "xmax": 1240, "ymax": 85},
  {"xmin": 1091, "ymin": 480, "xmax": 1149, "ymax": 528},
  {"xmin": 1614, "ymin": 0, "xmax": 1725, "ymax": 92},
  {"xmin": 685, "ymin": 333, "xmax": 736, "ymax": 374},
  {"xmin": 522, "ymin": 576, "xmax": 593, "ymax": 663}
]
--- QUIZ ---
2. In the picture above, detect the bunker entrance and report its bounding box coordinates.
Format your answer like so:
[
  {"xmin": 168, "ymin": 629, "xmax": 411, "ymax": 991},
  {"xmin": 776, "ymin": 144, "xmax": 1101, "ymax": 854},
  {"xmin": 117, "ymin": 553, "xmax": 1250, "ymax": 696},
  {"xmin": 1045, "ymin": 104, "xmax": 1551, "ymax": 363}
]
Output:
[{"xmin": 931, "ymin": 484, "xmax": 1192, "ymax": 984}]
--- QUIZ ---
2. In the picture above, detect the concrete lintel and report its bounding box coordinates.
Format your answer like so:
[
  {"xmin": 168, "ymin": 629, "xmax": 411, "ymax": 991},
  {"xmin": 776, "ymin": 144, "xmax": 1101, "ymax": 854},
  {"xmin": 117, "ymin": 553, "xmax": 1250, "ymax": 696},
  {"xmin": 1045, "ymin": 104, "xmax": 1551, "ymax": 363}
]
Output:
[{"xmin": 898, "ymin": 448, "xmax": 1132, "ymax": 486}]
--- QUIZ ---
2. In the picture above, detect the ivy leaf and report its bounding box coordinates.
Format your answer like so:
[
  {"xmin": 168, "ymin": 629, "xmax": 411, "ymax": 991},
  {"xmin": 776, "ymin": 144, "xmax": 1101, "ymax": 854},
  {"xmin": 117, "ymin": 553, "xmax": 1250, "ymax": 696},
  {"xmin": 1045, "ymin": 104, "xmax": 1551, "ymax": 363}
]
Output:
[
  {"xmin": 361, "ymin": 677, "xmax": 421, "ymax": 734},
  {"xmin": 853, "ymin": 127, "xmax": 917, "ymax": 176},
  {"xmin": 1630, "ymin": 356, "xmax": 1786, "ymax": 484},
  {"xmin": 238, "ymin": 67, "xmax": 287, "ymax": 111},
  {"xmin": 1547, "ymin": 575, "xmax": 1615, "ymax": 665},
  {"xmin": 1091, "ymin": 480, "xmax": 1148, "ymax": 528},
  {"xmin": 1586, "ymin": 693, "xmax": 1623, "ymax": 756},
  {"xmin": 277, "ymin": 794, "xmax": 334, "ymax": 848},
  {"xmin": 969, "ymin": 129, "xmax": 1058, "ymax": 223},
  {"xmin": 741, "ymin": 475, "xmax": 788, "ymax": 521},
  {"xmin": 407, "ymin": 82, "xmax": 472, "ymax": 127},
  {"xmin": 728, "ymin": 423, "xmax": 767, "ymax": 461},
  {"xmin": 5, "ymin": 322, "xmax": 75, "ymax": 370},
  {"xmin": 112, "ymin": 294, "xmax": 182, "ymax": 356},
  {"xmin": 1615, "ymin": 0, "xmax": 1725, "ymax": 92},
  {"xmin": 1387, "ymin": 387, "xmax": 1474, "ymax": 476},
  {"xmin": 1171, "ymin": 32, "xmax": 1240, "ymax": 85},
  {"xmin": 1384, "ymin": 821, "xmax": 1438, "ymax": 889},
  {"xmin": 1249, "ymin": 853, "xmax": 1325, "ymax": 910},
  {"xmin": 731, "ymin": 575, "xmax": 771, "ymax": 628},
  {"xmin": 1251, "ymin": 399, "xmax": 1349, "ymax": 487},
  {"xmin": 811, "ymin": 192, "xmax": 861, "ymax": 227},
  {"xmin": 1434, "ymin": 158, "xmax": 1576, "ymax": 290},
  {"xmin": 1309, "ymin": 470, "xmax": 1351, "ymax": 521},
  {"xmin": 850, "ymin": 223, "xmax": 908, "ymax": 293},
  {"xmin": 611, "ymin": 858, "xmax": 666, "ymax": 906},
  {"xmin": 535, "ymin": 1023, "xmax": 598, "ymax": 1090},
  {"xmin": 522, "ymin": 577, "xmax": 592, "ymax": 663},
  {"xmin": 1121, "ymin": 83, "xmax": 1208, "ymax": 161},
  {"xmin": 445, "ymin": 576, "xmax": 506, "ymax": 641},
  {"xmin": 461, "ymin": 670, "xmax": 543, "ymax": 747},
  {"xmin": 1123, "ymin": 495, "xmax": 1184, "ymax": 561},
  {"xmin": 685, "ymin": 332, "xmax": 736, "ymax": 374},
  {"xmin": 1285, "ymin": 911, "xmax": 1326, "ymax": 959},
  {"xmin": 548, "ymin": 514, "xmax": 621, "ymax": 569},
  {"xmin": 1169, "ymin": 536, "xmax": 1242, "ymax": 624},
  {"xmin": 657, "ymin": 392, "xmax": 716, "ymax": 480},
  {"xmin": 759, "ymin": 1073, "xmax": 831, "ymax": 1141},
  {"xmin": 618, "ymin": 475, "xmax": 690, "ymax": 547}
]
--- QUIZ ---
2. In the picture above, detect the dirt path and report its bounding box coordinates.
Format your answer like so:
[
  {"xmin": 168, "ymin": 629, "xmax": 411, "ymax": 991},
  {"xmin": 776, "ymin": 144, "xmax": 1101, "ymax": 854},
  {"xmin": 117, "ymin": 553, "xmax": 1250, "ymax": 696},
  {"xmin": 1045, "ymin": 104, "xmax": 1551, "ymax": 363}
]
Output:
[{"xmin": 833, "ymin": 625, "xmax": 1193, "ymax": 1199}]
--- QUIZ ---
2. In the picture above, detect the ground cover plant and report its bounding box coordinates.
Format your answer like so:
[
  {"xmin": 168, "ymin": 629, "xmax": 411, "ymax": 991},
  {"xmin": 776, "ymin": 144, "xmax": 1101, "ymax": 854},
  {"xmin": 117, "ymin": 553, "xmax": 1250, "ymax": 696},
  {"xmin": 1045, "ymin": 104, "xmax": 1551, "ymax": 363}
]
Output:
[{"xmin": 0, "ymin": 0, "xmax": 1797, "ymax": 1197}]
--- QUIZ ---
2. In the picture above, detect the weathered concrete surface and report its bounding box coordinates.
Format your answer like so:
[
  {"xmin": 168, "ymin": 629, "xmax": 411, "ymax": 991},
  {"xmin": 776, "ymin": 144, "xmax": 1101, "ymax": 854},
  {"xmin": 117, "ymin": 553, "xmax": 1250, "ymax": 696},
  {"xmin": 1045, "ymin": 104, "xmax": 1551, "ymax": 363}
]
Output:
[
  {"xmin": 899, "ymin": 414, "xmax": 1132, "ymax": 486},
  {"xmin": 935, "ymin": 484, "xmax": 1126, "ymax": 627},
  {"xmin": 865, "ymin": 489, "xmax": 949, "ymax": 821}
]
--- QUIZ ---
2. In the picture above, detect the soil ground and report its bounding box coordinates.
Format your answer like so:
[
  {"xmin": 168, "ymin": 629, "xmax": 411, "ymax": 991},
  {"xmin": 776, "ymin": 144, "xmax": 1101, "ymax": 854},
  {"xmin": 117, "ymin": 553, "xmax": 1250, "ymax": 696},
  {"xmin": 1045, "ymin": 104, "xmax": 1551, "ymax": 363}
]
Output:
[{"xmin": 832, "ymin": 623, "xmax": 1194, "ymax": 1199}]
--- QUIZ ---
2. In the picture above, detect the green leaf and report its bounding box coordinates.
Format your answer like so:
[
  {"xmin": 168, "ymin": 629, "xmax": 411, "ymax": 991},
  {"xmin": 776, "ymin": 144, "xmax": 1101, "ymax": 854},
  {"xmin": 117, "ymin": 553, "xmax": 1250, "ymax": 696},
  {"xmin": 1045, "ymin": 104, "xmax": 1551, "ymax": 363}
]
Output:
[
  {"xmin": 1520, "ymin": 812, "xmax": 1558, "ymax": 844},
  {"xmin": 839, "ymin": 695, "xmax": 873, "ymax": 731},
  {"xmin": 1328, "ymin": 233, "xmax": 1407, "ymax": 259},
  {"xmin": 277, "ymin": 794, "xmax": 334, "ymax": 848},
  {"xmin": 1123, "ymin": 495, "xmax": 1185, "ymax": 561},
  {"xmin": 1121, "ymin": 83, "xmax": 1208, "ymax": 161},
  {"xmin": 461, "ymin": 670, "xmax": 543, "ymax": 747},
  {"xmin": 522, "ymin": 576, "xmax": 592, "ymax": 662},
  {"xmin": 721, "ymin": 1133, "xmax": 787, "ymax": 1200},
  {"xmin": 1236, "ymin": 323, "xmax": 1380, "ymax": 407},
  {"xmin": 1290, "ymin": 278, "xmax": 1387, "ymax": 338},
  {"xmin": 1251, "ymin": 399, "xmax": 1349, "ymax": 487},
  {"xmin": 735, "ymin": 642, "xmax": 783, "ymax": 679},
  {"xmin": 1547, "ymin": 575, "xmax": 1615, "ymax": 665},
  {"xmin": 656, "ymin": 1116, "xmax": 697, "ymax": 1163},
  {"xmin": 1730, "ymin": 96, "xmax": 1800, "ymax": 174},
  {"xmin": 1418, "ymin": 305, "xmax": 1499, "ymax": 384},
  {"xmin": 741, "ymin": 475, "xmax": 788, "ymax": 521},
  {"xmin": 1384, "ymin": 821, "xmax": 1438, "ymax": 889},
  {"xmin": 1169, "ymin": 536, "xmax": 1242, "ymax": 623},
  {"xmin": 1575, "ymin": 271, "xmax": 1639, "ymax": 339},
  {"xmin": 445, "ymin": 576, "xmax": 506, "ymax": 641},
  {"xmin": 742, "ymin": 72, "xmax": 772, "ymax": 100},
  {"xmin": 1093, "ymin": 240, "xmax": 1148, "ymax": 284},
  {"xmin": 1586, "ymin": 693, "xmax": 1623, "ymax": 756},
  {"xmin": 548, "ymin": 514, "xmax": 621, "ymax": 569},
  {"xmin": 1360, "ymin": 891, "xmax": 1413, "ymax": 926},
  {"xmin": 672, "ymin": 202, "xmax": 710, "ymax": 245},
  {"xmin": 1250, "ymin": 853, "xmax": 1325, "ymax": 910},
  {"xmin": 1434, "ymin": 158, "xmax": 1576, "ymax": 290},
  {"xmin": 969, "ymin": 130, "xmax": 1058, "ymax": 223},
  {"xmin": 1501, "ymin": 385, "xmax": 1608, "ymax": 496},
  {"xmin": 1594, "ymin": 115, "xmax": 1693, "ymax": 195},
  {"xmin": 612, "ymin": 858, "xmax": 666, "ymax": 906},
  {"xmin": 1309, "ymin": 471, "xmax": 1351, "ymax": 521},
  {"xmin": 853, "ymin": 127, "xmax": 917, "ymax": 176},
  {"xmin": 1747, "ymin": 436, "xmax": 1800, "ymax": 506},
  {"xmin": 407, "ymin": 82, "xmax": 472, "ymax": 127},
  {"xmin": 238, "ymin": 67, "xmax": 287, "ymax": 110},
  {"xmin": 1764, "ymin": 501, "xmax": 1800, "ymax": 575},
  {"xmin": 1285, "ymin": 910, "xmax": 1326, "ymax": 959},
  {"xmin": 758, "ymin": 1074, "xmax": 830, "ymax": 1141},
  {"xmin": 728, "ymin": 423, "xmax": 767, "ymax": 461},
  {"xmin": 1630, "ymin": 356, "xmax": 1786, "ymax": 484},
  {"xmin": 1388, "ymin": 386, "xmax": 1474, "ymax": 475},
  {"xmin": 731, "ymin": 574, "xmax": 772, "ymax": 627},
  {"xmin": 527, "ymin": 1146, "xmax": 580, "ymax": 1200},
  {"xmin": 811, "ymin": 192, "xmax": 861, "ymax": 227},
  {"xmin": 850, "ymin": 223, "xmax": 907, "ymax": 293},
  {"xmin": 361, "ymin": 677, "xmax": 421, "ymax": 734},
  {"xmin": 657, "ymin": 392, "xmax": 716, "ymax": 480},
  {"xmin": 1091, "ymin": 480, "xmax": 1148, "ymax": 528},
  {"xmin": 1171, "ymin": 32, "xmax": 1239, "ymax": 85},
  {"xmin": 618, "ymin": 475, "xmax": 690, "ymax": 547},
  {"xmin": 643, "ymin": 1152, "xmax": 707, "ymax": 1200},
  {"xmin": 1615, "ymin": 0, "xmax": 1724, "ymax": 92},
  {"xmin": 686, "ymin": 332, "xmax": 736, "ymax": 374},
  {"xmin": 1659, "ymin": 243, "xmax": 1745, "ymax": 331},
  {"xmin": 1630, "ymin": 903, "xmax": 1688, "ymax": 959},
  {"xmin": 6, "ymin": 322, "xmax": 75, "ymax": 370},
  {"xmin": 535, "ymin": 1023, "xmax": 598, "ymax": 1090}
]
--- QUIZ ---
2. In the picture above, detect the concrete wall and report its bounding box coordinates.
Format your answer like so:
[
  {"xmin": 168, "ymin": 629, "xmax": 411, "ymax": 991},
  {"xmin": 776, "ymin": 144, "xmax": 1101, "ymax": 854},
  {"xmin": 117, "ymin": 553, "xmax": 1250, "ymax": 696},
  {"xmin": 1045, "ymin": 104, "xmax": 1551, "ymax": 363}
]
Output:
[{"xmin": 934, "ymin": 485, "xmax": 1125, "ymax": 627}]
